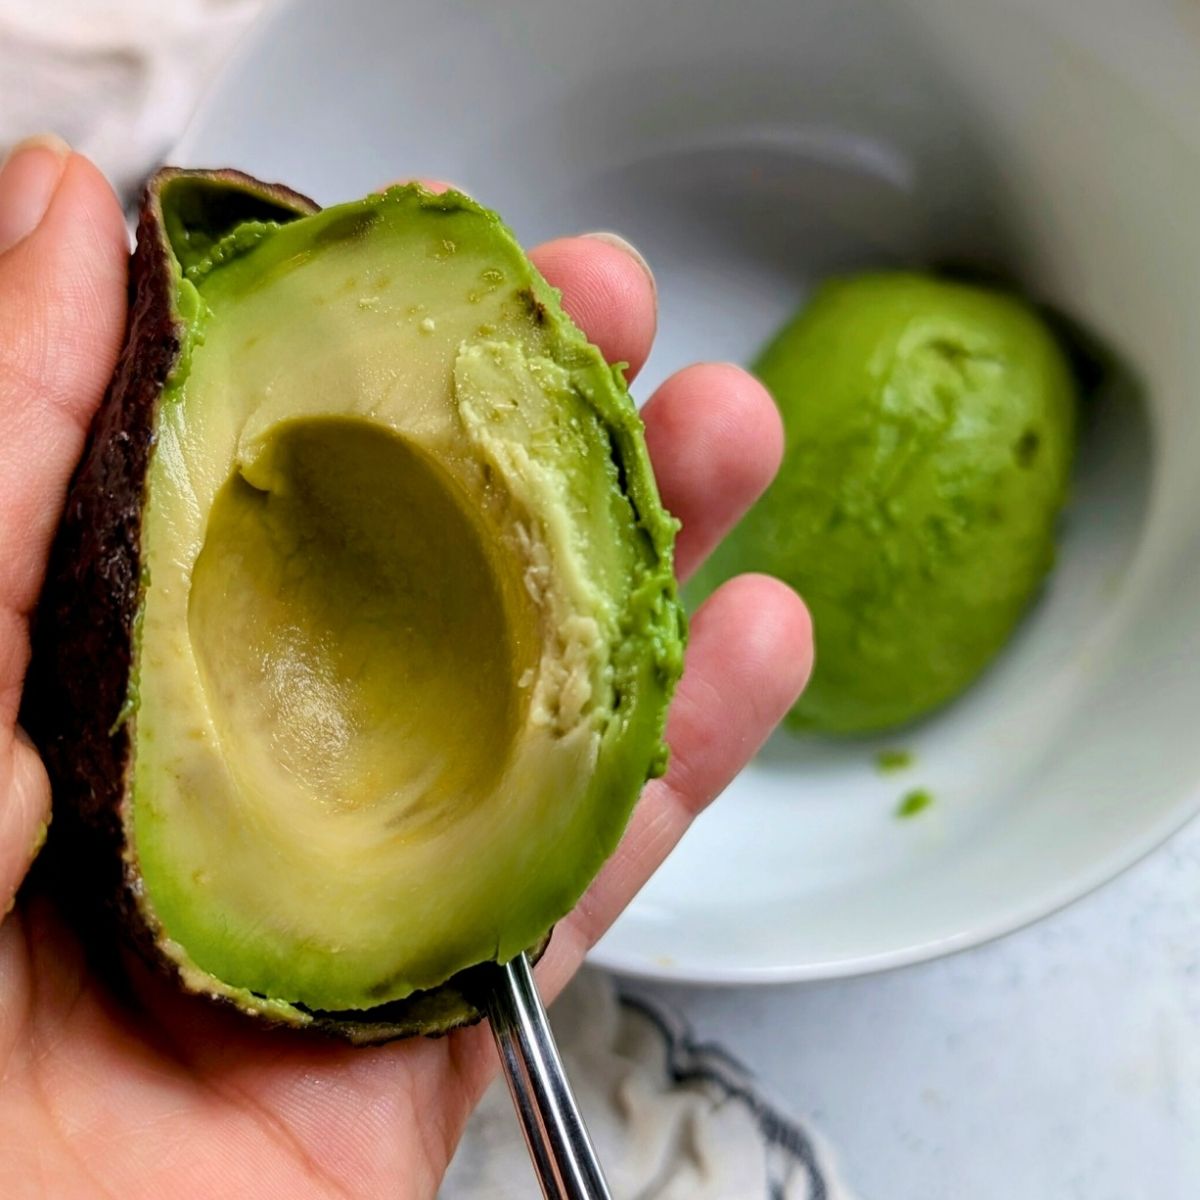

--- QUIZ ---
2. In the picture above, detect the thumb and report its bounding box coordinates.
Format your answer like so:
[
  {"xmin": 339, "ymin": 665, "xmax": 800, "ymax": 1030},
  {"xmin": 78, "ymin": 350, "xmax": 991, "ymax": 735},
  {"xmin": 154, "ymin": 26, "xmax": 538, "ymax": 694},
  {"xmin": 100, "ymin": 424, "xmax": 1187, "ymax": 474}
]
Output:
[
  {"xmin": 0, "ymin": 136, "xmax": 128, "ymax": 911},
  {"xmin": 0, "ymin": 137, "xmax": 129, "ymax": 640}
]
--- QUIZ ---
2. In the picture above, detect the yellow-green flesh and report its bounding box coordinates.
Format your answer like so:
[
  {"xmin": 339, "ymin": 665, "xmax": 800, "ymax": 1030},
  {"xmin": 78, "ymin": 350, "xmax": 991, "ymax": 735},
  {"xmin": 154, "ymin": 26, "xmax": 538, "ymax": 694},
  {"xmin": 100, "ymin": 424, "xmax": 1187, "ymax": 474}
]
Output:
[{"xmin": 132, "ymin": 191, "xmax": 680, "ymax": 1011}]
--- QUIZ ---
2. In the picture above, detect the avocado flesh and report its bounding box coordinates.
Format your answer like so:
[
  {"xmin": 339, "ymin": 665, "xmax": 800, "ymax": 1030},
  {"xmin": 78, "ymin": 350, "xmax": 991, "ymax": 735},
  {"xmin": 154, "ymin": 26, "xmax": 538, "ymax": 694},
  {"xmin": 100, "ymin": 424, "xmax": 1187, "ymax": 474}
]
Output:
[
  {"xmin": 692, "ymin": 272, "xmax": 1076, "ymax": 735},
  {"xmin": 128, "ymin": 183, "xmax": 682, "ymax": 1015}
]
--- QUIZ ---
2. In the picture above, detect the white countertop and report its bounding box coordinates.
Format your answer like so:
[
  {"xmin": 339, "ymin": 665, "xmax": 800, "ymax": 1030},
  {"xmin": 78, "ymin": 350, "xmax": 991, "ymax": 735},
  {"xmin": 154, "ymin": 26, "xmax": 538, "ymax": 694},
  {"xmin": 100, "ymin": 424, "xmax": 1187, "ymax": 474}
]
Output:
[{"xmin": 629, "ymin": 814, "xmax": 1200, "ymax": 1199}]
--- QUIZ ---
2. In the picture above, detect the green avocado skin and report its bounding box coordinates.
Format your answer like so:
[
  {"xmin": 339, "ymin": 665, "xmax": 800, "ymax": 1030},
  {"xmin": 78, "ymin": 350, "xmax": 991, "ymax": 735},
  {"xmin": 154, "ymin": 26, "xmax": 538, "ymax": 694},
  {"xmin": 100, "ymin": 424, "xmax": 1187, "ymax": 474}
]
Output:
[{"xmin": 694, "ymin": 273, "xmax": 1077, "ymax": 734}]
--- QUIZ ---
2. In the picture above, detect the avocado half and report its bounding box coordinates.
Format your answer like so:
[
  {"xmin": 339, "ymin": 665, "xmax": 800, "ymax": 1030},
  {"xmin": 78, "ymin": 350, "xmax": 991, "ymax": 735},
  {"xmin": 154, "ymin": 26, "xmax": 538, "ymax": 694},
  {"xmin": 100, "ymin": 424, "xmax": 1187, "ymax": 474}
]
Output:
[
  {"xmin": 24, "ymin": 169, "xmax": 684, "ymax": 1042},
  {"xmin": 692, "ymin": 272, "xmax": 1076, "ymax": 735}
]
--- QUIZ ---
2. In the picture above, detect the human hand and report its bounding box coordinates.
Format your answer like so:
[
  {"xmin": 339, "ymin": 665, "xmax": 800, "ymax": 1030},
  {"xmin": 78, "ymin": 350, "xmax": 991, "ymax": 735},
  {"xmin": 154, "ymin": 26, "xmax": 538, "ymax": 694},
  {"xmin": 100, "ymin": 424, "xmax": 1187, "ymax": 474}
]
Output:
[{"xmin": 0, "ymin": 139, "xmax": 812, "ymax": 1199}]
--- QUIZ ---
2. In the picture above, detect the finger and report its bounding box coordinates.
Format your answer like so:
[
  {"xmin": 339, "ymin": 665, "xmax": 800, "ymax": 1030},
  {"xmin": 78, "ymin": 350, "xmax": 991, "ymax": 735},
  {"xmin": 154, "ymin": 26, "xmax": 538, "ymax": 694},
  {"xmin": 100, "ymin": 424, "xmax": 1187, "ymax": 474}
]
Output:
[
  {"xmin": 642, "ymin": 363, "xmax": 783, "ymax": 583},
  {"xmin": 529, "ymin": 234, "xmax": 657, "ymax": 379},
  {"xmin": 0, "ymin": 731, "xmax": 50, "ymax": 915},
  {"xmin": 0, "ymin": 140, "xmax": 126, "ymax": 905},
  {"xmin": 0, "ymin": 142, "xmax": 128, "ymax": 638},
  {"xmin": 540, "ymin": 573, "xmax": 812, "ymax": 993},
  {"xmin": 376, "ymin": 177, "xmax": 458, "ymax": 195}
]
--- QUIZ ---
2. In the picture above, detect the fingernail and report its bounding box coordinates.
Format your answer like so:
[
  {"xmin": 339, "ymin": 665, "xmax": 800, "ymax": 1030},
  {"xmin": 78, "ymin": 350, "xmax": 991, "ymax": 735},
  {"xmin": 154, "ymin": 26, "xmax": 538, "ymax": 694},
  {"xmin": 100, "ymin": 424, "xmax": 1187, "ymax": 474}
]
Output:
[
  {"xmin": 0, "ymin": 133, "xmax": 71, "ymax": 255},
  {"xmin": 582, "ymin": 231, "xmax": 656, "ymax": 297}
]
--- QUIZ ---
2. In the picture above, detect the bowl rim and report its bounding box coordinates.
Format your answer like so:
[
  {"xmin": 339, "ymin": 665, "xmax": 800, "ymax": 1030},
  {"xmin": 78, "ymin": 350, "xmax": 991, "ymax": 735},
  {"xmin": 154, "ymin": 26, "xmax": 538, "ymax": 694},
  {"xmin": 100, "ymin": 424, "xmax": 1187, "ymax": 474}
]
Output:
[{"xmin": 590, "ymin": 788, "xmax": 1200, "ymax": 983}]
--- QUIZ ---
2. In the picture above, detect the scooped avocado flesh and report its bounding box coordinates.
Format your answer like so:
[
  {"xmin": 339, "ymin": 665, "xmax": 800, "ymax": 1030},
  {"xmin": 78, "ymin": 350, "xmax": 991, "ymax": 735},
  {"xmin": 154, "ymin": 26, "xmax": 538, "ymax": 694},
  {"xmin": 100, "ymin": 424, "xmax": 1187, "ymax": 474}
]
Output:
[
  {"xmin": 692, "ymin": 272, "xmax": 1076, "ymax": 735},
  {"xmin": 130, "ymin": 185, "xmax": 682, "ymax": 1013}
]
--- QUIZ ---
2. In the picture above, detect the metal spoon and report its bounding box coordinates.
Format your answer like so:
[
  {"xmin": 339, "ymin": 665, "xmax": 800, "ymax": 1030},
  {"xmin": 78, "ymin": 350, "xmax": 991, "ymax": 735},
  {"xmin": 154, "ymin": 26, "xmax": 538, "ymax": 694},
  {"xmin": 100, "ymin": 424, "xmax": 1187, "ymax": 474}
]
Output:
[{"xmin": 472, "ymin": 953, "xmax": 614, "ymax": 1199}]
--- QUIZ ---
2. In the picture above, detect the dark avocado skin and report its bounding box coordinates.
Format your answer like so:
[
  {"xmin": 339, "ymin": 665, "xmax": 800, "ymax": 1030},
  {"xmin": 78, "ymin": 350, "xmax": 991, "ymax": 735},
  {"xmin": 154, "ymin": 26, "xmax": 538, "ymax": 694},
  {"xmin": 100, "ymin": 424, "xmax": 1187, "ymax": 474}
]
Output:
[{"xmin": 21, "ymin": 168, "xmax": 541, "ymax": 1044}]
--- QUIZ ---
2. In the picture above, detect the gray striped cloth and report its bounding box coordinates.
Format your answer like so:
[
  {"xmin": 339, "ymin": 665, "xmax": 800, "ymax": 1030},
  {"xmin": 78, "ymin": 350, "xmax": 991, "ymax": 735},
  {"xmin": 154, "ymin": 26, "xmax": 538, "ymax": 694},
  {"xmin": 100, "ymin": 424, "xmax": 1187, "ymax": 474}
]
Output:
[{"xmin": 443, "ymin": 969, "xmax": 851, "ymax": 1200}]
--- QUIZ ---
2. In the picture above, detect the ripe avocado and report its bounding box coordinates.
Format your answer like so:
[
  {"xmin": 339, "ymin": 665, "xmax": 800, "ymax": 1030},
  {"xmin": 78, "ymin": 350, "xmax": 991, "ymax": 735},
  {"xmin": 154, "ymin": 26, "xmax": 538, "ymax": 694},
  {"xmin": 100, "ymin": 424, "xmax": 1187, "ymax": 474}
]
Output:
[
  {"xmin": 692, "ymin": 272, "xmax": 1076, "ymax": 735},
  {"xmin": 24, "ymin": 169, "xmax": 684, "ymax": 1040}
]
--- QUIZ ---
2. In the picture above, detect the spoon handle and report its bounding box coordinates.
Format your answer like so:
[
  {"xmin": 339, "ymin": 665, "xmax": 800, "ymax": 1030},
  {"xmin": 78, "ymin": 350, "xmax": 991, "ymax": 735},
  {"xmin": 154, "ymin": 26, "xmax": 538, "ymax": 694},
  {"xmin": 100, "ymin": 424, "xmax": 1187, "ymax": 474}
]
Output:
[{"xmin": 478, "ymin": 953, "xmax": 614, "ymax": 1200}]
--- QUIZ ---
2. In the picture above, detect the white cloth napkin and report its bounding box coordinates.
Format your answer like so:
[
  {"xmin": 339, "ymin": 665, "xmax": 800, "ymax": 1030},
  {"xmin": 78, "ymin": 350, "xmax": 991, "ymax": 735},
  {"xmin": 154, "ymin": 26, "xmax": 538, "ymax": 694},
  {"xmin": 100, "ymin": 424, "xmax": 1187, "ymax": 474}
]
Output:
[
  {"xmin": 0, "ymin": 0, "xmax": 265, "ymax": 198},
  {"xmin": 1, "ymin": 2, "xmax": 854, "ymax": 1195}
]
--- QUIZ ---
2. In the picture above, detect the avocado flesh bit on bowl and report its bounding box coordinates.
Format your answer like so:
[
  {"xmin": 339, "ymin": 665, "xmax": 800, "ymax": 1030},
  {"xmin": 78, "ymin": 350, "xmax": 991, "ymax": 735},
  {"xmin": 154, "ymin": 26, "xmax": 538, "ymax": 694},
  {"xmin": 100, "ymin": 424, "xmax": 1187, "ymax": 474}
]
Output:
[
  {"xmin": 692, "ymin": 272, "xmax": 1077, "ymax": 736},
  {"xmin": 25, "ymin": 170, "xmax": 684, "ymax": 1040}
]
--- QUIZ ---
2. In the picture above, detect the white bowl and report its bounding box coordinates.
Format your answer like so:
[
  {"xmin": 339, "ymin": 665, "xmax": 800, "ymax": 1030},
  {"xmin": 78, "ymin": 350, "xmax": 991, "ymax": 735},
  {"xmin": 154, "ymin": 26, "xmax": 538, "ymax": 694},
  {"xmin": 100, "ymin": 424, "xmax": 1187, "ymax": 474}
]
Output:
[{"xmin": 176, "ymin": 0, "xmax": 1200, "ymax": 983}]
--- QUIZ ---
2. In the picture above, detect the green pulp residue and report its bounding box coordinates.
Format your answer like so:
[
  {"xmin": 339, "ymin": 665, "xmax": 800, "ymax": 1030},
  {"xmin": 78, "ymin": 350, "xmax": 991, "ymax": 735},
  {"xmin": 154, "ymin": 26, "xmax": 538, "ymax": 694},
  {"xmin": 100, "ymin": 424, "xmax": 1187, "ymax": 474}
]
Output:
[
  {"xmin": 896, "ymin": 789, "xmax": 934, "ymax": 819},
  {"xmin": 876, "ymin": 748, "xmax": 913, "ymax": 773}
]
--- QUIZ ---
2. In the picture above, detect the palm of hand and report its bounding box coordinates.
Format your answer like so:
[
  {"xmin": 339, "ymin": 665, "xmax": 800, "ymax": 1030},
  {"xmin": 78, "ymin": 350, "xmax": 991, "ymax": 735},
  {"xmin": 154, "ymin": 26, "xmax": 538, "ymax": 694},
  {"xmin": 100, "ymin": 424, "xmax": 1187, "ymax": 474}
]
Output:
[{"xmin": 0, "ymin": 147, "xmax": 810, "ymax": 1199}]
